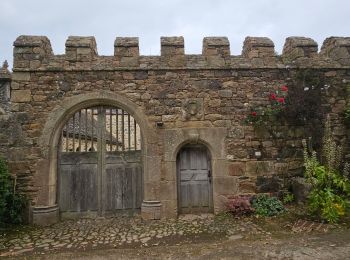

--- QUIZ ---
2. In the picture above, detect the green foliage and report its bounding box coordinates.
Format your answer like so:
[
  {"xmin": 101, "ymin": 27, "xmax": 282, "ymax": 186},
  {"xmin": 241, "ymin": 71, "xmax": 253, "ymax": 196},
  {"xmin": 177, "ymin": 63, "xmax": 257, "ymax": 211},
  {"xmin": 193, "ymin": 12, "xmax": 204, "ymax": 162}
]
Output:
[
  {"xmin": 282, "ymin": 192, "xmax": 295, "ymax": 204},
  {"xmin": 252, "ymin": 194, "xmax": 285, "ymax": 217},
  {"xmin": 0, "ymin": 157, "xmax": 27, "ymax": 224},
  {"xmin": 303, "ymin": 117, "xmax": 350, "ymax": 223}
]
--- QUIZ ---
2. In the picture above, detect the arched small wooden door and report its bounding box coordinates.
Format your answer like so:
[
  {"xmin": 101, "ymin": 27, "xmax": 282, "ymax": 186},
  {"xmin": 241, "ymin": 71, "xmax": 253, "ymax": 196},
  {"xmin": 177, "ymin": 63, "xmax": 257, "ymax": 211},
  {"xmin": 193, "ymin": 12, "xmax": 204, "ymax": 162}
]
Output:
[
  {"xmin": 58, "ymin": 106, "xmax": 143, "ymax": 218},
  {"xmin": 177, "ymin": 144, "xmax": 213, "ymax": 214}
]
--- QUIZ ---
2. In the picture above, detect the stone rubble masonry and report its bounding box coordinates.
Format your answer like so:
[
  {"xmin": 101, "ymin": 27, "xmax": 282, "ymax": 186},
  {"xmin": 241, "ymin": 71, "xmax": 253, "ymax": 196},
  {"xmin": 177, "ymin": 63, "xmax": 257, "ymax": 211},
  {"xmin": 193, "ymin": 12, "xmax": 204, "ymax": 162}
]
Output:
[{"xmin": 0, "ymin": 35, "xmax": 349, "ymax": 225}]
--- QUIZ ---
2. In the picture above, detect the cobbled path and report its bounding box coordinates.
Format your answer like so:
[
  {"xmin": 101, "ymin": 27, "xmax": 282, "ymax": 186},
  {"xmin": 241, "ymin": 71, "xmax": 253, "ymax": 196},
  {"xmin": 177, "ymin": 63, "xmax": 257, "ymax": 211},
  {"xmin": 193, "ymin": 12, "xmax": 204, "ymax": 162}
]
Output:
[{"xmin": 0, "ymin": 214, "xmax": 266, "ymax": 257}]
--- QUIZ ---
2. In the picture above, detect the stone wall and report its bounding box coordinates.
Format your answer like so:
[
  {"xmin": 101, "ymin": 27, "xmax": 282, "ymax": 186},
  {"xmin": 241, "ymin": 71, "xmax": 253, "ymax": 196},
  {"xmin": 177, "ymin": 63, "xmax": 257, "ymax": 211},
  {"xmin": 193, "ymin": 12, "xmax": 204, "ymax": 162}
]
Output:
[
  {"xmin": 1, "ymin": 35, "xmax": 350, "ymax": 224},
  {"xmin": 0, "ymin": 60, "xmax": 16, "ymax": 158}
]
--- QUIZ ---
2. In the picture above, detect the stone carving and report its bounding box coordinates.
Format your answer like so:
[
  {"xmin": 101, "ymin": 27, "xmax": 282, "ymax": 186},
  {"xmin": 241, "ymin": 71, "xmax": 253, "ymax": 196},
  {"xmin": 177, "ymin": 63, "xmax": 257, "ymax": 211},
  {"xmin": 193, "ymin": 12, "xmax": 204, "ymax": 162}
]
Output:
[{"xmin": 182, "ymin": 98, "xmax": 204, "ymax": 120}]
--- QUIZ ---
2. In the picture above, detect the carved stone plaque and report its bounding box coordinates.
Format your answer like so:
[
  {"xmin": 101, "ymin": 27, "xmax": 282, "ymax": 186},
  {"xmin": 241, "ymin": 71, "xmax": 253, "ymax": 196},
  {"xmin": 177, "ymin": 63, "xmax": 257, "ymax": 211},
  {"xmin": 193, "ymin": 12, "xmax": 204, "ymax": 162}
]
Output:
[{"xmin": 182, "ymin": 98, "xmax": 204, "ymax": 120}]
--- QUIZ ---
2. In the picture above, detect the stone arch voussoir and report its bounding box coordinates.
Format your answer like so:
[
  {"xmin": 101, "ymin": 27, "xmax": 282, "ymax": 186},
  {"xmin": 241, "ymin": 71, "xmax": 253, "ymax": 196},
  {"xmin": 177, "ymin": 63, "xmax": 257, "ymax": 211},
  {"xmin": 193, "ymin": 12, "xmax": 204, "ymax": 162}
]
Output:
[{"xmin": 33, "ymin": 91, "xmax": 158, "ymax": 225}]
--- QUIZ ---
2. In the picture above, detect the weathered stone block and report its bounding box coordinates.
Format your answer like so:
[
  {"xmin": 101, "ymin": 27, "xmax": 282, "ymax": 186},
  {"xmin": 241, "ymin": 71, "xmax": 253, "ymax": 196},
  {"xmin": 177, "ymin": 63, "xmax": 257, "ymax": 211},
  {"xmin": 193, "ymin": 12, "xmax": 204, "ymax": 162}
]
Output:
[
  {"xmin": 242, "ymin": 37, "xmax": 275, "ymax": 58},
  {"xmin": 213, "ymin": 177, "xmax": 239, "ymax": 195},
  {"xmin": 256, "ymin": 175, "xmax": 283, "ymax": 193},
  {"xmin": 321, "ymin": 37, "xmax": 350, "ymax": 65},
  {"xmin": 246, "ymin": 161, "xmax": 274, "ymax": 176},
  {"xmin": 218, "ymin": 89, "xmax": 232, "ymax": 98},
  {"xmin": 12, "ymin": 72, "xmax": 30, "ymax": 81},
  {"xmin": 282, "ymin": 37, "xmax": 318, "ymax": 60},
  {"xmin": 65, "ymin": 36, "xmax": 97, "ymax": 61},
  {"xmin": 114, "ymin": 37, "xmax": 139, "ymax": 58},
  {"xmin": 228, "ymin": 162, "xmax": 245, "ymax": 176},
  {"xmin": 13, "ymin": 36, "xmax": 53, "ymax": 69},
  {"xmin": 141, "ymin": 201, "xmax": 161, "ymax": 219},
  {"xmin": 291, "ymin": 177, "xmax": 311, "ymax": 204},
  {"xmin": 203, "ymin": 37, "xmax": 230, "ymax": 57},
  {"xmin": 11, "ymin": 90, "xmax": 31, "ymax": 102},
  {"xmin": 239, "ymin": 180, "xmax": 256, "ymax": 193},
  {"xmin": 32, "ymin": 205, "xmax": 59, "ymax": 226}
]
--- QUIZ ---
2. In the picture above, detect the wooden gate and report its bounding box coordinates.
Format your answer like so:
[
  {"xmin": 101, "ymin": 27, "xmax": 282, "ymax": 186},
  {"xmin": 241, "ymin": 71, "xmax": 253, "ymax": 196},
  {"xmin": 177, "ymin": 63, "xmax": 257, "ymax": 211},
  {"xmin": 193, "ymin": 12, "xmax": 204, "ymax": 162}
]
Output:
[
  {"xmin": 177, "ymin": 145, "xmax": 213, "ymax": 214},
  {"xmin": 58, "ymin": 106, "xmax": 143, "ymax": 217}
]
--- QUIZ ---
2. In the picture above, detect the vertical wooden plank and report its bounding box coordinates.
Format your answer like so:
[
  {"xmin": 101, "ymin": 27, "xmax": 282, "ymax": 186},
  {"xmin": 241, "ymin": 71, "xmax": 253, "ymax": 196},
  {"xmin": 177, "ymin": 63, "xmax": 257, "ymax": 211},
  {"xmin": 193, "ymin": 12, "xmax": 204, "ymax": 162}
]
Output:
[
  {"xmin": 116, "ymin": 166, "xmax": 123, "ymax": 209},
  {"xmin": 59, "ymin": 166, "xmax": 70, "ymax": 211},
  {"xmin": 109, "ymin": 108, "xmax": 113, "ymax": 151},
  {"xmin": 71, "ymin": 166, "xmax": 79, "ymax": 211},
  {"xmin": 61, "ymin": 125, "xmax": 64, "ymax": 152},
  {"xmin": 91, "ymin": 108, "xmax": 94, "ymax": 151},
  {"xmin": 85, "ymin": 108, "xmax": 88, "ymax": 152},
  {"xmin": 132, "ymin": 165, "xmax": 136, "ymax": 210},
  {"xmin": 116, "ymin": 109, "xmax": 119, "ymax": 151},
  {"xmin": 128, "ymin": 114, "xmax": 131, "ymax": 150},
  {"xmin": 81, "ymin": 165, "xmax": 87, "ymax": 211},
  {"xmin": 72, "ymin": 113, "xmax": 76, "ymax": 152},
  {"xmin": 133, "ymin": 118, "xmax": 137, "ymax": 150},
  {"xmin": 98, "ymin": 107, "xmax": 105, "ymax": 215},
  {"xmin": 65, "ymin": 123, "xmax": 69, "ymax": 152},
  {"xmin": 78, "ymin": 110, "xmax": 81, "ymax": 152},
  {"xmin": 105, "ymin": 167, "xmax": 111, "ymax": 210},
  {"xmin": 121, "ymin": 110, "xmax": 125, "ymax": 151},
  {"xmin": 125, "ymin": 167, "xmax": 133, "ymax": 209},
  {"xmin": 135, "ymin": 165, "xmax": 142, "ymax": 207}
]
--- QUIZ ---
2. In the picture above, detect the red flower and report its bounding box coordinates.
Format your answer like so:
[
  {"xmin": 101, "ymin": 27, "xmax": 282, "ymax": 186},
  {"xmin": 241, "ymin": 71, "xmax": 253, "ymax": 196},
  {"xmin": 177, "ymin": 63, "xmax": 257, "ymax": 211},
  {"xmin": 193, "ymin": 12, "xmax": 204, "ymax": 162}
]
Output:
[
  {"xmin": 270, "ymin": 93, "xmax": 276, "ymax": 100},
  {"xmin": 277, "ymin": 97, "xmax": 285, "ymax": 103},
  {"xmin": 251, "ymin": 111, "xmax": 257, "ymax": 116},
  {"xmin": 281, "ymin": 85, "xmax": 288, "ymax": 92}
]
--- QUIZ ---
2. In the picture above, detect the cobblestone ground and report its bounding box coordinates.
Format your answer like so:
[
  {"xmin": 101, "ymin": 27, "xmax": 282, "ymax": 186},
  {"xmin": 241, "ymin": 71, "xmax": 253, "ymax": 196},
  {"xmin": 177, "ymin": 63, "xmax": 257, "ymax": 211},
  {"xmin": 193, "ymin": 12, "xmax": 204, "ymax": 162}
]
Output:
[{"xmin": 0, "ymin": 214, "xmax": 267, "ymax": 258}]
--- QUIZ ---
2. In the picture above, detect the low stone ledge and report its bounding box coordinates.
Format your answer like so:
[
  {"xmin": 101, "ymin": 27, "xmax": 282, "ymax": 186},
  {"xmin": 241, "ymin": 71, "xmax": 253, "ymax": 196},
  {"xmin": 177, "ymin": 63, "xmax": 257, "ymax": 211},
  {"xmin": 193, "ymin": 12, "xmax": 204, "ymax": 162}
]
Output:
[
  {"xmin": 141, "ymin": 200, "xmax": 161, "ymax": 220},
  {"xmin": 32, "ymin": 204, "xmax": 59, "ymax": 226}
]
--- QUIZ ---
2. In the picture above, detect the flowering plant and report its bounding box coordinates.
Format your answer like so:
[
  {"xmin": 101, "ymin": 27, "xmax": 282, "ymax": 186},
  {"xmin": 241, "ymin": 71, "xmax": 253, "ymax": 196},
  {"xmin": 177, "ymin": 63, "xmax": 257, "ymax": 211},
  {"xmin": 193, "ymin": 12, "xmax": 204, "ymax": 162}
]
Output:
[{"xmin": 244, "ymin": 85, "xmax": 288, "ymax": 127}]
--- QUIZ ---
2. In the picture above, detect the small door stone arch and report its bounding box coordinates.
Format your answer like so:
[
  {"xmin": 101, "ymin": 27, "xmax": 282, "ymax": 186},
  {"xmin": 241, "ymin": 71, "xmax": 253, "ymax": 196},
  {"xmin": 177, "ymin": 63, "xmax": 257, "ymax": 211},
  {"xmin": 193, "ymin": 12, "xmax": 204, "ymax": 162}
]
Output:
[
  {"xmin": 161, "ymin": 127, "xmax": 228, "ymax": 218},
  {"xmin": 177, "ymin": 144, "xmax": 213, "ymax": 214}
]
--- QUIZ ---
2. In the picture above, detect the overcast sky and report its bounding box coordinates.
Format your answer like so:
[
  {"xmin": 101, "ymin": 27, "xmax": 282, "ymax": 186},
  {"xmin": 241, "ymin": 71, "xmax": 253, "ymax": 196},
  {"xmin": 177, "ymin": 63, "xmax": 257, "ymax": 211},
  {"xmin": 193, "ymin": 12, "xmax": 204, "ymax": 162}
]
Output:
[{"xmin": 1, "ymin": 0, "xmax": 349, "ymax": 69}]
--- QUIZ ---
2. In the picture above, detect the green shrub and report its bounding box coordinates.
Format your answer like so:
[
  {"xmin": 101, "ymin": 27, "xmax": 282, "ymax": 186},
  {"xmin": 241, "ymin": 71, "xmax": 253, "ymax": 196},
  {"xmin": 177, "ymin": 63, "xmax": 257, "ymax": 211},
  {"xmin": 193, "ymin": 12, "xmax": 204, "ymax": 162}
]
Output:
[
  {"xmin": 303, "ymin": 117, "xmax": 350, "ymax": 223},
  {"xmin": 252, "ymin": 194, "xmax": 285, "ymax": 216},
  {"xmin": 282, "ymin": 192, "xmax": 295, "ymax": 204},
  {"xmin": 0, "ymin": 157, "xmax": 27, "ymax": 224}
]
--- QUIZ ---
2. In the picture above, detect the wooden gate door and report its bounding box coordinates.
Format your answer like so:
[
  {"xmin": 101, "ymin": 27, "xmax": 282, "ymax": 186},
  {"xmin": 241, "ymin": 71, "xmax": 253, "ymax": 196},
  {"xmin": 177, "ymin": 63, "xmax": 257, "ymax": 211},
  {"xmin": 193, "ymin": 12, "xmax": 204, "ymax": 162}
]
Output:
[
  {"xmin": 58, "ymin": 106, "xmax": 143, "ymax": 218},
  {"xmin": 177, "ymin": 145, "xmax": 213, "ymax": 214}
]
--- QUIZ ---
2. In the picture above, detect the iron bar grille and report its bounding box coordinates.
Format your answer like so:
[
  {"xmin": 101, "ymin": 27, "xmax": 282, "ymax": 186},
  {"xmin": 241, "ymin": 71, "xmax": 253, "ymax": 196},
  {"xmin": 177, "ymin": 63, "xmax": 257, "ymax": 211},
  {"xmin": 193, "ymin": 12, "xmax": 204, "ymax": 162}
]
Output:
[{"xmin": 61, "ymin": 106, "xmax": 141, "ymax": 152}]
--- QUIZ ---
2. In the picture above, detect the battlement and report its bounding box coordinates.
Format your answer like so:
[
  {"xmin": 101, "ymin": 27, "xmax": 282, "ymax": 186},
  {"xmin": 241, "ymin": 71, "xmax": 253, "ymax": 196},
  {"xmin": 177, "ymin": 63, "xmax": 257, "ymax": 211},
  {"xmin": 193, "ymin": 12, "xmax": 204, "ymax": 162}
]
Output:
[{"xmin": 12, "ymin": 35, "xmax": 350, "ymax": 71}]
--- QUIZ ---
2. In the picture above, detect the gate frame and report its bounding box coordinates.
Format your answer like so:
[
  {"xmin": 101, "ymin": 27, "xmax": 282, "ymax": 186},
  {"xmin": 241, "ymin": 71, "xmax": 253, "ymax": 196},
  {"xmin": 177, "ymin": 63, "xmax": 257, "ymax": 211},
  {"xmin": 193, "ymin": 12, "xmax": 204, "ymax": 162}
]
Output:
[{"xmin": 33, "ymin": 91, "xmax": 159, "ymax": 225}]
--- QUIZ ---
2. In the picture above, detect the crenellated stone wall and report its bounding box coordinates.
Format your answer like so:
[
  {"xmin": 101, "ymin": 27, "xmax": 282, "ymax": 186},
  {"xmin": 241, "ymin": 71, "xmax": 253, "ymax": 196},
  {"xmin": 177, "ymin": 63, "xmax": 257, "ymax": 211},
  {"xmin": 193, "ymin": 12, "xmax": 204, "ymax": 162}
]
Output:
[{"xmin": 1, "ymin": 35, "xmax": 350, "ymax": 225}]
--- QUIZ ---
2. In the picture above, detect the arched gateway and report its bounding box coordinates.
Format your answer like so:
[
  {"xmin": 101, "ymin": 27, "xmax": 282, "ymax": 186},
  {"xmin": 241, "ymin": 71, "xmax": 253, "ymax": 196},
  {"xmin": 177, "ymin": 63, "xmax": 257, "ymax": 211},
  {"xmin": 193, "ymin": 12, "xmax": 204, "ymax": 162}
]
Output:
[{"xmin": 58, "ymin": 105, "xmax": 143, "ymax": 218}]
